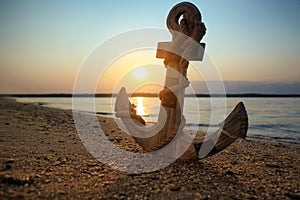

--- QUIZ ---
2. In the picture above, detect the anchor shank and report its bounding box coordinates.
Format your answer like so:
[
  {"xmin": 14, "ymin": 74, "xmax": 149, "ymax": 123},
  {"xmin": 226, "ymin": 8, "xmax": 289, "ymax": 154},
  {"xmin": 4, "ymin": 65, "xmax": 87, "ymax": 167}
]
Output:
[
  {"xmin": 149, "ymin": 2, "xmax": 206, "ymax": 152},
  {"xmin": 157, "ymin": 57, "xmax": 188, "ymax": 140}
]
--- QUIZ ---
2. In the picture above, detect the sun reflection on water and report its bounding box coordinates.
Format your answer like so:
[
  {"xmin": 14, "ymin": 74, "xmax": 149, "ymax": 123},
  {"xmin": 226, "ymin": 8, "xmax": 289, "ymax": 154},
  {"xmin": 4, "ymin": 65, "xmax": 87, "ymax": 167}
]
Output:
[{"xmin": 136, "ymin": 97, "xmax": 146, "ymax": 116}]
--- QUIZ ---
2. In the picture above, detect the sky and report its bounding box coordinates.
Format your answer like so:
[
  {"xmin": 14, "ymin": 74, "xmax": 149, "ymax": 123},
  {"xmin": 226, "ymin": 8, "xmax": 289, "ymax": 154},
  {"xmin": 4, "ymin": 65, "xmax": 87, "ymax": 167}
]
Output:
[{"xmin": 0, "ymin": 0, "xmax": 299, "ymax": 94}]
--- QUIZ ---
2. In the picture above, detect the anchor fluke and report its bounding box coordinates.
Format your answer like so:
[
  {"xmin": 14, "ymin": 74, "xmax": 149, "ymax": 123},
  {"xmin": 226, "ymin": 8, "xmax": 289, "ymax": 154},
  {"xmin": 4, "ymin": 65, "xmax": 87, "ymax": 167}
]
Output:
[
  {"xmin": 194, "ymin": 102, "xmax": 248, "ymax": 159},
  {"xmin": 115, "ymin": 87, "xmax": 167, "ymax": 146}
]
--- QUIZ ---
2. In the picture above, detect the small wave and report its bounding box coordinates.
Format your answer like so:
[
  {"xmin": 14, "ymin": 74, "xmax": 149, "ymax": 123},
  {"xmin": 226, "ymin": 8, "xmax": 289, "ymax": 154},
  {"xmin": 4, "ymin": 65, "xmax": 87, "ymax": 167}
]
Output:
[
  {"xmin": 247, "ymin": 134, "xmax": 300, "ymax": 145},
  {"xmin": 261, "ymin": 115, "xmax": 300, "ymax": 119},
  {"xmin": 250, "ymin": 124, "xmax": 300, "ymax": 134},
  {"xmin": 31, "ymin": 102, "xmax": 48, "ymax": 106},
  {"xmin": 96, "ymin": 112, "xmax": 114, "ymax": 116},
  {"xmin": 185, "ymin": 123, "xmax": 219, "ymax": 128},
  {"xmin": 186, "ymin": 122, "xmax": 300, "ymax": 145}
]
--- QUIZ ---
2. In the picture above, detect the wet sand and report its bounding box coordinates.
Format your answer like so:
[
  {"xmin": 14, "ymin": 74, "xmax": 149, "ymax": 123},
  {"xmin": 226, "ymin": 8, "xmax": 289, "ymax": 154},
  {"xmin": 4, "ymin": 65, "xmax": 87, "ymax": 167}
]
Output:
[{"xmin": 0, "ymin": 98, "xmax": 299, "ymax": 199}]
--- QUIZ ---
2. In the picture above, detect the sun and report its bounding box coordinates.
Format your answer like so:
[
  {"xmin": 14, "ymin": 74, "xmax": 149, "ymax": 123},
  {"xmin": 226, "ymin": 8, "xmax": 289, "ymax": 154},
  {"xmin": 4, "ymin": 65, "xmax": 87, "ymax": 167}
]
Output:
[{"xmin": 133, "ymin": 67, "xmax": 147, "ymax": 80}]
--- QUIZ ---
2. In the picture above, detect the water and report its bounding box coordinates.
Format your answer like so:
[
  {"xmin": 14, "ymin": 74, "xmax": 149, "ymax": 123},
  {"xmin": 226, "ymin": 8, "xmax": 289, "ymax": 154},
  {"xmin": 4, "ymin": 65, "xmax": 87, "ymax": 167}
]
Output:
[{"xmin": 15, "ymin": 97, "xmax": 300, "ymax": 145}]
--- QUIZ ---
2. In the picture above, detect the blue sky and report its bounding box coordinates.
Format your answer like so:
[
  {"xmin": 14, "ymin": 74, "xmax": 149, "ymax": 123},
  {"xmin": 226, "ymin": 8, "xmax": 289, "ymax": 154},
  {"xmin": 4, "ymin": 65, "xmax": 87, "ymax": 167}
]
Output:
[{"xmin": 0, "ymin": 0, "xmax": 299, "ymax": 93}]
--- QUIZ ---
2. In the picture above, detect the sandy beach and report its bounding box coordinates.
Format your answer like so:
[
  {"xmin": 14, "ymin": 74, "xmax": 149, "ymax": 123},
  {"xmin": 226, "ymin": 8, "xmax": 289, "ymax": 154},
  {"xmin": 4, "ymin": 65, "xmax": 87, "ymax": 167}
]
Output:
[{"xmin": 0, "ymin": 97, "xmax": 299, "ymax": 199}]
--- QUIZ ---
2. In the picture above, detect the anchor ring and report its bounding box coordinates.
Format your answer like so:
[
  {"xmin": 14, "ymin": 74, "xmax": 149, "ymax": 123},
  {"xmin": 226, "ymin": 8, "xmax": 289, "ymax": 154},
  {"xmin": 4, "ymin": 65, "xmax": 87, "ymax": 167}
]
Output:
[{"xmin": 166, "ymin": 2, "xmax": 202, "ymax": 32}]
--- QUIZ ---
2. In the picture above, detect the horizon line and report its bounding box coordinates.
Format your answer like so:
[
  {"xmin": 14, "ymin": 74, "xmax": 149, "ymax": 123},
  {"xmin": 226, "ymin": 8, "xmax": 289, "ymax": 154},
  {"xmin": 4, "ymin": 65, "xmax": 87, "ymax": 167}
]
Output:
[{"xmin": 1, "ymin": 93, "xmax": 300, "ymax": 98}]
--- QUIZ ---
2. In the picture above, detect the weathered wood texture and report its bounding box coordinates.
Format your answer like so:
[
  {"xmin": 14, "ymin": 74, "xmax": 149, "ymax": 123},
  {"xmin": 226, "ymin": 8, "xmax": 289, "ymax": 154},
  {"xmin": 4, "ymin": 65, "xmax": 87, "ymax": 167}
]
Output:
[{"xmin": 133, "ymin": 2, "xmax": 207, "ymax": 152}]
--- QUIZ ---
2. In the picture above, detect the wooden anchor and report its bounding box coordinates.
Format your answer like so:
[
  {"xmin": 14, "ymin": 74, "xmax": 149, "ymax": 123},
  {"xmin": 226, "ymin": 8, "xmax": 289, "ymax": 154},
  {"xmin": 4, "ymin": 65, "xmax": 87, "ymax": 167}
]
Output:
[{"xmin": 115, "ymin": 2, "xmax": 248, "ymax": 159}]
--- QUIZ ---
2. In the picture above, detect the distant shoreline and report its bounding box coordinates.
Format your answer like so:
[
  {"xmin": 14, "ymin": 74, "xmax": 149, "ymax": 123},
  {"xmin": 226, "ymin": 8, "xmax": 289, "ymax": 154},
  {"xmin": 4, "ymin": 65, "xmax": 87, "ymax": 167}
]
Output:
[{"xmin": 1, "ymin": 93, "xmax": 300, "ymax": 98}]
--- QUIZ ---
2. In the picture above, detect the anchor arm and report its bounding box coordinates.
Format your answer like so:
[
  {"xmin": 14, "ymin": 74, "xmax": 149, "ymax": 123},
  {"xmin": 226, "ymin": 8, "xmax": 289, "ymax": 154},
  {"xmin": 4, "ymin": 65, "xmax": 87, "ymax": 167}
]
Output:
[{"xmin": 192, "ymin": 102, "xmax": 248, "ymax": 159}]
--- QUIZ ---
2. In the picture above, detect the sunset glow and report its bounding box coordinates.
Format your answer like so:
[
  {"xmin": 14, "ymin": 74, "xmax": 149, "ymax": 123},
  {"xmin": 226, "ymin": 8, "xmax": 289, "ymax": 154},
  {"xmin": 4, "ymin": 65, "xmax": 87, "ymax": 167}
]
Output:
[{"xmin": 0, "ymin": 1, "xmax": 299, "ymax": 94}]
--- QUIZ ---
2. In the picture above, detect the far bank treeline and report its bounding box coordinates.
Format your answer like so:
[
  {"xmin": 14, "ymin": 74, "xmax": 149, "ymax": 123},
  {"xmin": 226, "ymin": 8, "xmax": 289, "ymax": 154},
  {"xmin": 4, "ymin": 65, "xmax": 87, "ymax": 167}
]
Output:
[{"xmin": 1, "ymin": 93, "xmax": 300, "ymax": 98}]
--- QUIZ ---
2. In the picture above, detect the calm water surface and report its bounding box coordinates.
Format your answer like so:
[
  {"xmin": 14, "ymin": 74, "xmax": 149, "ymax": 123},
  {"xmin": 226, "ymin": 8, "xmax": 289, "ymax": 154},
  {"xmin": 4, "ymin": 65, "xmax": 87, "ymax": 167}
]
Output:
[{"xmin": 16, "ymin": 97, "xmax": 300, "ymax": 145}]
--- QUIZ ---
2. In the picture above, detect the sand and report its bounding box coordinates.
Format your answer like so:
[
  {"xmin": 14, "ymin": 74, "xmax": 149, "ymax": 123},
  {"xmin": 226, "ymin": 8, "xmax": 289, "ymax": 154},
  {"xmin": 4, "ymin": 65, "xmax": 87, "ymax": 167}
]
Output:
[{"xmin": 0, "ymin": 97, "xmax": 299, "ymax": 199}]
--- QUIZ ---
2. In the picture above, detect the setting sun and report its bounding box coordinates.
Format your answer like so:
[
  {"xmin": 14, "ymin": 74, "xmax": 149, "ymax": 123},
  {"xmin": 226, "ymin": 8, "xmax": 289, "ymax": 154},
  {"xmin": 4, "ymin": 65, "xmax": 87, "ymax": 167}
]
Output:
[{"xmin": 133, "ymin": 67, "xmax": 147, "ymax": 80}]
